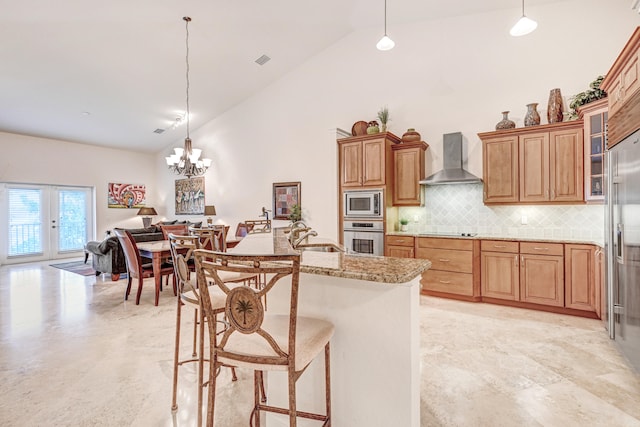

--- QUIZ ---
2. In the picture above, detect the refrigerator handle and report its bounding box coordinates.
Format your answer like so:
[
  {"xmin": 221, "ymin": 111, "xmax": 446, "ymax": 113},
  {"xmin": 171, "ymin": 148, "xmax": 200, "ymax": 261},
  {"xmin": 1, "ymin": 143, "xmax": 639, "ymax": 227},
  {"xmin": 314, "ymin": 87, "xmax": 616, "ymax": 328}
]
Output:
[{"xmin": 616, "ymin": 223, "xmax": 624, "ymax": 264}]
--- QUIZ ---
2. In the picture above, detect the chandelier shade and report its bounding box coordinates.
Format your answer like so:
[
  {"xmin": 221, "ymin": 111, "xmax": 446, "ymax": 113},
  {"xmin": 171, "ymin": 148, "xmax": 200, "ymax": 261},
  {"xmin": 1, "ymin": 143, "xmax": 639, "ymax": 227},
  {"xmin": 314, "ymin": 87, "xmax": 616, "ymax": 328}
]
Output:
[
  {"xmin": 510, "ymin": 0, "xmax": 538, "ymax": 37},
  {"xmin": 376, "ymin": 0, "xmax": 394, "ymax": 51},
  {"xmin": 166, "ymin": 16, "xmax": 211, "ymax": 179}
]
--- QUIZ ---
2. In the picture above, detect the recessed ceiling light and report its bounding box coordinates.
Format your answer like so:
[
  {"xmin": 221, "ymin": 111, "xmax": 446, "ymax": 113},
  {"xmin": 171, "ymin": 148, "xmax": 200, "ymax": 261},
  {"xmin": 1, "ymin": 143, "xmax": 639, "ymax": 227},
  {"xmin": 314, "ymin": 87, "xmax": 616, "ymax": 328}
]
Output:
[{"xmin": 81, "ymin": 111, "xmax": 91, "ymax": 116}]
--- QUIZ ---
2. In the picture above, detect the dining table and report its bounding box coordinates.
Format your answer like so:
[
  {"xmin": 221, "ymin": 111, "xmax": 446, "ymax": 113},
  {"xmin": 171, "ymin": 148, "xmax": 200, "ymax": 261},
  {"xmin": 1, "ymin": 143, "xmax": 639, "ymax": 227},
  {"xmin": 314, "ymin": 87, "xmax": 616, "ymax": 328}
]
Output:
[{"xmin": 136, "ymin": 240, "xmax": 173, "ymax": 305}]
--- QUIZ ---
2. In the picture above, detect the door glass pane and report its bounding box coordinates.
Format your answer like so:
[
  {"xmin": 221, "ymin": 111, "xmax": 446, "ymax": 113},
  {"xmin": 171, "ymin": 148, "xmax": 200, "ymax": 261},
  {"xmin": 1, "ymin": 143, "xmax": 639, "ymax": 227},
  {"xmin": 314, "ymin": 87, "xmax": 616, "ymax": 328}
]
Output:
[
  {"xmin": 591, "ymin": 156, "xmax": 603, "ymax": 175},
  {"xmin": 591, "ymin": 136, "xmax": 602, "ymax": 154},
  {"xmin": 8, "ymin": 188, "xmax": 42, "ymax": 256},
  {"xmin": 590, "ymin": 115, "xmax": 602, "ymax": 134},
  {"xmin": 58, "ymin": 190, "xmax": 87, "ymax": 252}
]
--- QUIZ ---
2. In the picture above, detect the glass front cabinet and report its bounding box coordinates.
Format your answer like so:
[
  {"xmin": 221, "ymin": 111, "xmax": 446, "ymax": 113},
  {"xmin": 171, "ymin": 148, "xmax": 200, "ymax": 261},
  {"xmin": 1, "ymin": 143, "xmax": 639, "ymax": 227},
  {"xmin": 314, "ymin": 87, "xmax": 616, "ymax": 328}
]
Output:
[{"xmin": 579, "ymin": 98, "xmax": 608, "ymax": 202}]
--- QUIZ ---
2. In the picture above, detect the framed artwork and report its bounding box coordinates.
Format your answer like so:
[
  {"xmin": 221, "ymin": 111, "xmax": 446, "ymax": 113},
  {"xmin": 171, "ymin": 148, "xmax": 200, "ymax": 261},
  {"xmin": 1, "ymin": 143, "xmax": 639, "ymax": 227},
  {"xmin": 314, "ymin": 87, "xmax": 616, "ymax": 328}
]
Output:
[
  {"xmin": 273, "ymin": 181, "xmax": 301, "ymax": 220},
  {"xmin": 175, "ymin": 177, "xmax": 205, "ymax": 215},
  {"xmin": 108, "ymin": 183, "xmax": 146, "ymax": 208}
]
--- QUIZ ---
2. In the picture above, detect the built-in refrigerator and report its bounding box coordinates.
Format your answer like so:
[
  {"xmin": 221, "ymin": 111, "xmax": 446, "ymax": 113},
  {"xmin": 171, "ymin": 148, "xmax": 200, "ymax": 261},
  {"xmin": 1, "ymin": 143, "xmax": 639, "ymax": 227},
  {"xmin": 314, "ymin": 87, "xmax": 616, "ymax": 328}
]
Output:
[{"xmin": 606, "ymin": 128, "xmax": 640, "ymax": 373}]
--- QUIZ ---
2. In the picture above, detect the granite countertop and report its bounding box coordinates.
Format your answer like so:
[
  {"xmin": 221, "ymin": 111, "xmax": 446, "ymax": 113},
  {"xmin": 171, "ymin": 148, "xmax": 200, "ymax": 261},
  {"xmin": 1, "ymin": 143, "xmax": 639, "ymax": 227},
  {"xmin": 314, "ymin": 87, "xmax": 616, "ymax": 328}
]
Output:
[
  {"xmin": 387, "ymin": 231, "xmax": 603, "ymax": 247},
  {"xmin": 232, "ymin": 228, "xmax": 431, "ymax": 284}
]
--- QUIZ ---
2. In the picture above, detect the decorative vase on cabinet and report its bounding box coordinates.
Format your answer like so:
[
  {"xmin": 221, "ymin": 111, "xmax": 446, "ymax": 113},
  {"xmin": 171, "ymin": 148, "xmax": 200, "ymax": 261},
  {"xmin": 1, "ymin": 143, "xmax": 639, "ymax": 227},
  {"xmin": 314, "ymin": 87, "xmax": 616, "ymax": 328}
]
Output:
[
  {"xmin": 524, "ymin": 103, "xmax": 541, "ymax": 126},
  {"xmin": 495, "ymin": 111, "xmax": 516, "ymax": 130},
  {"xmin": 547, "ymin": 88, "xmax": 564, "ymax": 124}
]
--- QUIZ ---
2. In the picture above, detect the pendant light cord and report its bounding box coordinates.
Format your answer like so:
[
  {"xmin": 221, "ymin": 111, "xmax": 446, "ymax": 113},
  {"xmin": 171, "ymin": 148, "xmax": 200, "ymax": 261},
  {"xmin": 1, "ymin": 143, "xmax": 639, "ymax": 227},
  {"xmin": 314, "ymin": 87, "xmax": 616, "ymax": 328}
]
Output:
[
  {"xmin": 384, "ymin": 0, "xmax": 388, "ymax": 35},
  {"xmin": 521, "ymin": 0, "xmax": 525, "ymax": 16},
  {"xmin": 184, "ymin": 16, "xmax": 191, "ymax": 141}
]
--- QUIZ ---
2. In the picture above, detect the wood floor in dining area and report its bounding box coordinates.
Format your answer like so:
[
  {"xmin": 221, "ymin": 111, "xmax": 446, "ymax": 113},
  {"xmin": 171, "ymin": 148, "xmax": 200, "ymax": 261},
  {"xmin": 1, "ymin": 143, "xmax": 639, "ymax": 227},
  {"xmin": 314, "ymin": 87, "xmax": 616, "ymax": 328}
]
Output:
[{"xmin": 1, "ymin": 259, "xmax": 639, "ymax": 426}]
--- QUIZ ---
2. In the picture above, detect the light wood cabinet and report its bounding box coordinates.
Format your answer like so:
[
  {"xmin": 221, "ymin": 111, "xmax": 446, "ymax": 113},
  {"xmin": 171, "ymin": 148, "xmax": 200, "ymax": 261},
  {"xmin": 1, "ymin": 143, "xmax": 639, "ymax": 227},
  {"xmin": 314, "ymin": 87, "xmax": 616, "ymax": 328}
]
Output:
[
  {"xmin": 481, "ymin": 240, "xmax": 564, "ymax": 308},
  {"xmin": 482, "ymin": 135, "xmax": 519, "ymax": 203},
  {"xmin": 602, "ymin": 27, "xmax": 640, "ymax": 147},
  {"xmin": 338, "ymin": 132, "xmax": 400, "ymax": 188},
  {"xmin": 565, "ymin": 244, "xmax": 598, "ymax": 312},
  {"xmin": 417, "ymin": 237, "xmax": 480, "ymax": 300},
  {"xmin": 479, "ymin": 121, "xmax": 584, "ymax": 204},
  {"xmin": 385, "ymin": 235, "xmax": 415, "ymax": 258},
  {"xmin": 578, "ymin": 98, "xmax": 607, "ymax": 202},
  {"xmin": 391, "ymin": 141, "xmax": 428, "ymax": 206},
  {"xmin": 480, "ymin": 240, "xmax": 520, "ymax": 300}
]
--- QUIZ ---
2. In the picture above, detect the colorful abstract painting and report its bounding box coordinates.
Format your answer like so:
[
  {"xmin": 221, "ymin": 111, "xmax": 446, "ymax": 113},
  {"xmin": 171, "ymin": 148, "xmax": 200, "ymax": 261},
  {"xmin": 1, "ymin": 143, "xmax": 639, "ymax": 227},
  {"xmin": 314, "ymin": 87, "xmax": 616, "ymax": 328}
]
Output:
[
  {"xmin": 108, "ymin": 183, "xmax": 146, "ymax": 208},
  {"xmin": 273, "ymin": 181, "xmax": 301, "ymax": 220},
  {"xmin": 175, "ymin": 177, "xmax": 205, "ymax": 215}
]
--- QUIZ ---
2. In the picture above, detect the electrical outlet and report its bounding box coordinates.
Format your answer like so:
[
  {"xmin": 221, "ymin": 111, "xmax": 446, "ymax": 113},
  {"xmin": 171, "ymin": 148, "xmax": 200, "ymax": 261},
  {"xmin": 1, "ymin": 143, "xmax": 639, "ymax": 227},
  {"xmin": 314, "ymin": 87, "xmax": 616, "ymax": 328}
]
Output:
[{"xmin": 521, "ymin": 214, "xmax": 528, "ymax": 225}]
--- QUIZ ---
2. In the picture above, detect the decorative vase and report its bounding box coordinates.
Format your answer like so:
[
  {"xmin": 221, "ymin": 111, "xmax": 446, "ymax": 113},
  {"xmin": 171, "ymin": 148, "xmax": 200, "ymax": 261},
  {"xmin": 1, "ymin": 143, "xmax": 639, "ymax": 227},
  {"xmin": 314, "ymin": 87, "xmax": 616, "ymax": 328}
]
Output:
[
  {"xmin": 401, "ymin": 128, "xmax": 421, "ymax": 142},
  {"xmin": 400, "ymin": 224, "xmax": 408, "ymax": 231},
  {"xmin": 381, "ymin": 123, "xmax": 387, "ymax": 132},
  {"xmin": 366, "ymin": 120, "xmax": 380, "ymax": 134},
  {"xmin": 495, "ymin": 111, "xmax": 516, "ymax": 130},
  {"xmin": 547, "ymin": 88, "xmax": 564, "ymax": 124},
  {"xmin": 524, "ymin": 103, "xmax": 541, "ymax": 126}
]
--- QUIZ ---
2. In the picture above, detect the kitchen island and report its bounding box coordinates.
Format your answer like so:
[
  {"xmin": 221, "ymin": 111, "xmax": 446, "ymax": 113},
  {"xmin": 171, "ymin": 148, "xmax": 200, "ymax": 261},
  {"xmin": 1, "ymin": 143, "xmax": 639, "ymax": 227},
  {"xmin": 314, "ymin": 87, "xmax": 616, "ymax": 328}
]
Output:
[{"xmin": 230, "ymin": 228, "xmax": 431, "ymax": 427}]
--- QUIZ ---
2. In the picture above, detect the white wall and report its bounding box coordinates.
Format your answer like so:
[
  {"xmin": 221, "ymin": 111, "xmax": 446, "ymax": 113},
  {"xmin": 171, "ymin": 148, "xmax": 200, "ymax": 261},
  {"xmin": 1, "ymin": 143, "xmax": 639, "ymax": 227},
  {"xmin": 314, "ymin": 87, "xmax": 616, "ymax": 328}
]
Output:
[
  {"xmin": 156, "ymin": 0, "xmax": 639, "ymax": 240},
  {"xmin": 0, "ymin": 131, "xmax": 157, "ymax": 237}
]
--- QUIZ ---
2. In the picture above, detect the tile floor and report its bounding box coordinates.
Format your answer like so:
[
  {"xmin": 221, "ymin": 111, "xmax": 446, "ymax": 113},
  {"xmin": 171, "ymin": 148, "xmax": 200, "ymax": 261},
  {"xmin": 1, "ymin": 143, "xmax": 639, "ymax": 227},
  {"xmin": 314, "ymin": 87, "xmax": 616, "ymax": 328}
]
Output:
[{"xmin": 1, "ymin": 260, "xmax": 639, "ymax": 426}]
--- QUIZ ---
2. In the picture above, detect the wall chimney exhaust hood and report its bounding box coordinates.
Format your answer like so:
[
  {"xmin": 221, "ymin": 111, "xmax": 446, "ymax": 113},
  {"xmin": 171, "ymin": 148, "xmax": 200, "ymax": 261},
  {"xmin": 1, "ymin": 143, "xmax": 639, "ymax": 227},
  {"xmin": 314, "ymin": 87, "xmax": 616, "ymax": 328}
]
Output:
[{"xmin": 419, "ymin": 132, "xmax": 482, "ymax": 185}]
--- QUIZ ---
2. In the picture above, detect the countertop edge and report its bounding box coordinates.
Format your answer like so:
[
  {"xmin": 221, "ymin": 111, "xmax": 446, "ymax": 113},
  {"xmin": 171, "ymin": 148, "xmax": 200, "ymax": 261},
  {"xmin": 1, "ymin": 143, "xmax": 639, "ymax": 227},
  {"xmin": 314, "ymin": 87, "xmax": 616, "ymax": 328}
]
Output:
[{"xmin": 386, "ymin": 232, "xmax": 603, "ymax": 247}]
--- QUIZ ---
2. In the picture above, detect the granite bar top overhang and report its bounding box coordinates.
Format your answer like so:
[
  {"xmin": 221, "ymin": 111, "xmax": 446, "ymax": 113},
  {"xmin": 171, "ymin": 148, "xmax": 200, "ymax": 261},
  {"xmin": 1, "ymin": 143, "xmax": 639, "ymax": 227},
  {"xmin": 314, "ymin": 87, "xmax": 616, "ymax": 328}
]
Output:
[{"xmin": 232, "ymin": 228, "xmax": 431, "ymax": 284}]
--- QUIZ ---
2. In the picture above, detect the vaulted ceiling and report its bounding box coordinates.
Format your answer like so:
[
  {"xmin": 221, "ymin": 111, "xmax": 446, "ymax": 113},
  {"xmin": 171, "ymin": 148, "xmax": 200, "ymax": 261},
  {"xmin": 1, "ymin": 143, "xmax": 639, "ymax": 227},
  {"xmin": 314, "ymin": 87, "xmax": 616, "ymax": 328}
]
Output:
[{"xmin": 1, "ymin": 0, "xmax": 564, "ymax": 153}]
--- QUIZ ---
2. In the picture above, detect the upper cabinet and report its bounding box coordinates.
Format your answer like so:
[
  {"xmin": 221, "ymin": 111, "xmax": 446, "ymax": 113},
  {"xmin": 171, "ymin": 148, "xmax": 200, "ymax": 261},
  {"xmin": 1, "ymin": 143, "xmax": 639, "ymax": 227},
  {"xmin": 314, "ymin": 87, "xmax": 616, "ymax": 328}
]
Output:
[
  {"xmin": 602, "ymin": 27, "xmax": 640, "ymax": 148},
  {"xmin": 479, "ymin": 121, "xmax": 584, "ymax": 205},
  {"xmin": 338, "ymin": 132, "xmax": 400, "ymax": 188},
  {"xmin": 391, "ymin": 141, "xmax": 428, "ymax": 206},
  {"xmin": 578, "ymin": 98, "xmax": 608, "ymax": 202}
]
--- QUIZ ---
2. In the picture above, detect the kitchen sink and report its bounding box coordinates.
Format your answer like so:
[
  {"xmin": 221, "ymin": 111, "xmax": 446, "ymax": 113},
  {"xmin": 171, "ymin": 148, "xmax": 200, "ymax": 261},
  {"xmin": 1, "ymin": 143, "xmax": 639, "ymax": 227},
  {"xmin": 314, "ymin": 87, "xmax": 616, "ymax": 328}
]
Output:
[{"xmin": 297, "ymin": 243, "xmax": 344, "ymax": 253}]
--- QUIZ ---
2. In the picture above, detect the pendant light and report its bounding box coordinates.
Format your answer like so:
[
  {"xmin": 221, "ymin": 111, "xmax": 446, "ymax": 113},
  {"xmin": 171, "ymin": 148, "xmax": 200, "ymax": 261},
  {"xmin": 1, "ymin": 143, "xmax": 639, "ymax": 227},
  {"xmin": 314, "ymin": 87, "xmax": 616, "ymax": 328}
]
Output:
[
  {"xmin": 376, "ymin": 0, "xmax": 395, "ymax": 51},
  {"xmin": 166, "ymin": 16, "xmax": 212, "ymax": 179},
  {"xmin": 510, "ymin": 0, "xmax": 538, "ymax": 37}
]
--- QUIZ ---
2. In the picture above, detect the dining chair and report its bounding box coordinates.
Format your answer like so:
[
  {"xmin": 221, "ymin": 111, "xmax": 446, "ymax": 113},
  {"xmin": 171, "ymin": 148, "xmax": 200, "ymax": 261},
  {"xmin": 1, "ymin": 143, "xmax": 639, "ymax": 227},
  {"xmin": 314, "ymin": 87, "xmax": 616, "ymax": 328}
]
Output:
[
  {"xmin": 194, "ymin": 250, "xmax": 334, "ymax": 427},
  {"xmin": 168, "ymin": 233, "xmax": 258, "ymax": 423},
  {"xmin": 160, "ymin": 223, "xmax": 190, "ymax": 239},
  {"xmin": 189, "ymin": 226, "xmax": 227, "ymax": 252},
  {"xmin": 113, "ymin": 228, "xmax": 174, "ymax": 305}
]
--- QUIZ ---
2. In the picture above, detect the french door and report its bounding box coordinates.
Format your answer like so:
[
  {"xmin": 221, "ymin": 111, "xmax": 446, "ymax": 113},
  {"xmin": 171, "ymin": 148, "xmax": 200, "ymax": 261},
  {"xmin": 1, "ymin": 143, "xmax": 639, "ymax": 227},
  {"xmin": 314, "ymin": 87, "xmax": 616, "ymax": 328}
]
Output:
[{"xmin": 0, "ymin": 183, "xmax": 94, "ymax": 264}]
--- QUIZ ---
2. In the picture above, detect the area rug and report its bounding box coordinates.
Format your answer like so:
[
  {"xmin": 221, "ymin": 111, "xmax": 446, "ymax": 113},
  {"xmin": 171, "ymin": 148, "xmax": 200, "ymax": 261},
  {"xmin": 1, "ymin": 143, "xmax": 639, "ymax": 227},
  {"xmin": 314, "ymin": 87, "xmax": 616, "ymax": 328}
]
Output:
[{"xmin": 50, "ymin": 261, "xmax": 96, "ymax": 276}]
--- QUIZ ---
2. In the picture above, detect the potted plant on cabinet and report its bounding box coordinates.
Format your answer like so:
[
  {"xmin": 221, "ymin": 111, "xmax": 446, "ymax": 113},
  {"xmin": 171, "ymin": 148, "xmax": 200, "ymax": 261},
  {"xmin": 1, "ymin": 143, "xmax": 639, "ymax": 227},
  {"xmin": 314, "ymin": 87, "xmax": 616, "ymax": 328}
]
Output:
[
  {"xmin": 399, "ymin": 218, "xmax": 409, "ymax": 232},
  {"xmin": 377, "ymin": 106, "xmax": 390, "ymax": 132}
]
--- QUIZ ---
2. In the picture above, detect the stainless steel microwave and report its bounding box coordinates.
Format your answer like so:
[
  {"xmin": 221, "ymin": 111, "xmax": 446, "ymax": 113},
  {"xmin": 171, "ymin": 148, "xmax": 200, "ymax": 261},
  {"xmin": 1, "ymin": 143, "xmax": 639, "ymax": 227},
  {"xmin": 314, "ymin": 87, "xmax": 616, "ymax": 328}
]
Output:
[{"xmin": 344, "ymin": 190, "xmax": 383, "ymax": 218}]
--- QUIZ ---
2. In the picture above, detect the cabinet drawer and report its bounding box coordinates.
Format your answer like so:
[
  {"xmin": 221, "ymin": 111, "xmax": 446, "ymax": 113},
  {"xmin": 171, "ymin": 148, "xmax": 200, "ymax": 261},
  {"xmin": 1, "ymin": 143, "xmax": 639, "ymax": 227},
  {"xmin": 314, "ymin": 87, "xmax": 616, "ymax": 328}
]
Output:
[
  {"xmin": 421, "ymin": 270, "xmax": 473, "ymax": 296},
  {"xmin": 415, "ymin": 248, "xmax": 472, "ymax": 273},
  {"xmin": 416, "ymin": 237, "xmax": 473, "ymax": 251},
  {"xmin": 481, "ymin": 240, "xmax": 518, "ymax": 253},
  {"xmin": 520, "ymin": 242, "xmax": 563, "ymax": 256},
  {"xmin": 386, "ymin": 235, "xmax": 415, "ymax": 247}
]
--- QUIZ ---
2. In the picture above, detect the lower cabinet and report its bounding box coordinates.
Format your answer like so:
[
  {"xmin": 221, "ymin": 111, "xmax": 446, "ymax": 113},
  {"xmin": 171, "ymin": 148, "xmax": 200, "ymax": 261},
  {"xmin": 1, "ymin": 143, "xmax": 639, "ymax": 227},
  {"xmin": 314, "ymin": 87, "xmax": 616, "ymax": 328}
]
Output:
[
  {"xmin": 385, "ymin": 235, "xmax": 415, "ymax": 258},
  {"xmin": 480, "ymin": 240, "xmax": 520, "ymax": 300},
  {"xmin": 565, "ymin": 244, "xmax": 599, "ymax": 313},
  {"xmin": 416, "ymin": 237, "xmax": 480, "ymax": 300},
  {"xmin": 480, "ymin": 240, "xmax": 602, "ymax": 317},
  {"xmin": 520, "ymin": 242, "xmax": 565, "ymax": 307}
]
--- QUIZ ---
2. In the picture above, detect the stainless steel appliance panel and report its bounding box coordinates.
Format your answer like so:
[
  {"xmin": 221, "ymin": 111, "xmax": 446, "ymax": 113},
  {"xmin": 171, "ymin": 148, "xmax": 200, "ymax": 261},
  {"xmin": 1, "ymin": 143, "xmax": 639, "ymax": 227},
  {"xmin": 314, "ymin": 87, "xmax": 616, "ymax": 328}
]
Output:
[
  {"xmin": 343, "ymin": 220, "xmax": 384, "ymax": 256},
  {"xmin": 344, "ymin": 190, "xmax": 383, "ymax": 218},
  {"xmin": 609, "ymin": 128, "xmax": 640, "ymax": 372}
]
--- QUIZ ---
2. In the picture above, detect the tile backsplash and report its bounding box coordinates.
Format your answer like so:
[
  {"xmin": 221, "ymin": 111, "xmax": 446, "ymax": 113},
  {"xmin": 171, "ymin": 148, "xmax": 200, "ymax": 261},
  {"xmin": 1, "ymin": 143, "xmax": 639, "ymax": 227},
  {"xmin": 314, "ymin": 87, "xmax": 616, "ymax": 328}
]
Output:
[{"xmin": 398, "ymin": 183, "xmax": 604, "ymax": 243}]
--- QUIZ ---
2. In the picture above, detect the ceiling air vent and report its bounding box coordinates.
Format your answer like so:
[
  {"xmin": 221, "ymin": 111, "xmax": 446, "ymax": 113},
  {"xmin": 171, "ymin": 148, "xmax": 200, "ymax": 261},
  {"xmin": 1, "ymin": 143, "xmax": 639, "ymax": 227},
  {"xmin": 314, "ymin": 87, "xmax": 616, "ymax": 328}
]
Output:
[
  {"xmin": 255, "ymin": 54, "xmax": 271, "ymax": 66},
  {"xmin": 153, "ymin": 128, "xmax": 165, "ymax": 134}
]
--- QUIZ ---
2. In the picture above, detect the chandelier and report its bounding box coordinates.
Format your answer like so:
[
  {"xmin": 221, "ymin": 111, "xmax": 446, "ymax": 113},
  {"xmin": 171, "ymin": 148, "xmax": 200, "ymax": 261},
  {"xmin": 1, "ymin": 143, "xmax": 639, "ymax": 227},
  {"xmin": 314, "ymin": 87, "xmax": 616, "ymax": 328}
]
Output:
[{"xmin": 166, "ymin": 16, "xmax": 211, "ymax": 178}]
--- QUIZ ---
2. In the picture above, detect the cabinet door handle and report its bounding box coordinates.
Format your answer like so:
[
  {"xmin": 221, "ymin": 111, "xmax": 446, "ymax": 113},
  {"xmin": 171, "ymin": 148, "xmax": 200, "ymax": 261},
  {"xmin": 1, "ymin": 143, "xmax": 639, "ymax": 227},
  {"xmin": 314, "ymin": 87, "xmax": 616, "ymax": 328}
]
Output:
[
  {"xmin": 439, "ymin": 280, "xmax": 451, "ymax": 284},
  {"xmin": 439, "ymin": 258, "xmax": 450, "ymax": 262},
  {"xmin": 396, "ymin": 239, "xmax": 405, "ymax": 243},
  {"xmin": 545, "ymin": 189, "xmax": 549, "ymax": 199},
  {"xmin": 521, "ymin": 255, "xmax": 525, "ymax": 263},
  {"xmin": 551, "ymin": 189, "xmax": 555, "ymax": 200},
  {"xmin": 533, "ymin": 247, "xmax": 549, "ymax": 251},
  {"xmin": 515, "ymin": 255, "xmax": 519, "ymax": 267},
  {"xmin": 494, "ymin": 244, "xmax": 506, "ymax": 248}
]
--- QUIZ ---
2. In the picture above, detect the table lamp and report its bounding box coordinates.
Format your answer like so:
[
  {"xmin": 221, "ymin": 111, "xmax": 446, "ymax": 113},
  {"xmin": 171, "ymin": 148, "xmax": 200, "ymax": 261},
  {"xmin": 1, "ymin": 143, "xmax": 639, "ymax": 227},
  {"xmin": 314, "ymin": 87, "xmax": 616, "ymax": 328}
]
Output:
[
  {"xmin": 137, "ymin": 207, "xmax": 158, "ymax": 228},
  {"xmin": 204, "ymin": 205, "xmax": 217, "ymax": 226}
]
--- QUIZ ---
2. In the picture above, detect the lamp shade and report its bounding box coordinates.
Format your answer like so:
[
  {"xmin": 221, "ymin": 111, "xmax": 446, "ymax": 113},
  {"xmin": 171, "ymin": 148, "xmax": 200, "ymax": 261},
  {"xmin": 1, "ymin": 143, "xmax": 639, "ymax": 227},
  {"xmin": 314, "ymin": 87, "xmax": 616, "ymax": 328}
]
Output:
[
  {"xmin": 204, "ymin": 205, "xmax": 217, "ymax": 216},
  {"xmin": 137, "ymin": 207, "xmax": 158, "ymax": 216}
]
